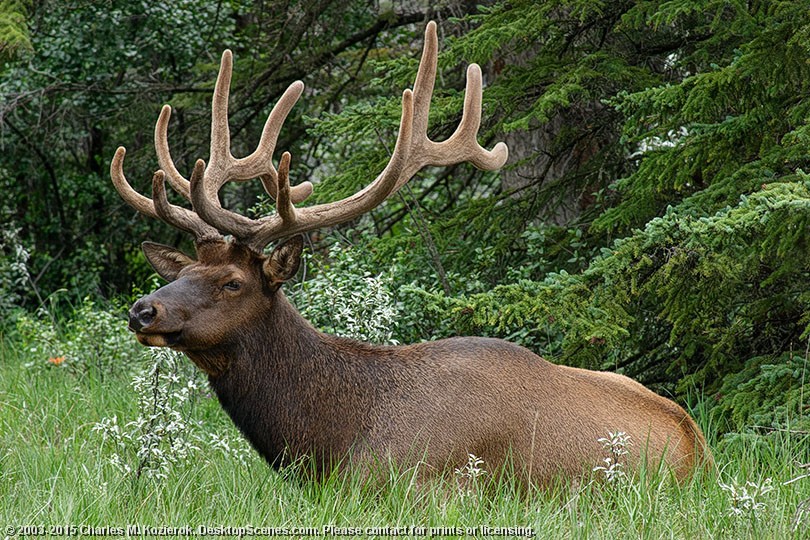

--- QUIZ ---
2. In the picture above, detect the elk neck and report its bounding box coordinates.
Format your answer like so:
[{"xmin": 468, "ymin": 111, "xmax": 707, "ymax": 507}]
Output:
[{"xmin": 187, "ymin": 289, "xmax": 380, "ymax": 469}]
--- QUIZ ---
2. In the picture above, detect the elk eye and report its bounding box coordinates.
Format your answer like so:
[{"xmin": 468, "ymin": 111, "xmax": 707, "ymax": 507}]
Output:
[{"xmin": 222, "ymin": 280, "xmax": 241, "ymax": 291}]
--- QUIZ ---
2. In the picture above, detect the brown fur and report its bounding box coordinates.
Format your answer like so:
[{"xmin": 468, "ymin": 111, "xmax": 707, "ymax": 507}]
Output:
[{"xmin": 129, "ymin": 238, "xmax": 711, "ymax": 487}]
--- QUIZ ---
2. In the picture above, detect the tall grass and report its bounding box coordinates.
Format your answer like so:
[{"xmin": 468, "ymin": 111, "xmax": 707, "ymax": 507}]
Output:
[{"xmin": 1, "ymin": 333, "xmax": 808, "ymax": 539}]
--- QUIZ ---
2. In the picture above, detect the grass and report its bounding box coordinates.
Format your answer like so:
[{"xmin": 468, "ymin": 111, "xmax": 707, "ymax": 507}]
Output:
[{"xmin": 1, "ymin": 335, "xmax": 809, "ymax": 539}]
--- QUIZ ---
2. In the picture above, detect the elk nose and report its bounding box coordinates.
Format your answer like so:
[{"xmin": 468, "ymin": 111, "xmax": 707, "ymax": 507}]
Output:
[{"xmin": 129, "ymin": 300, "xmax": 158, "ymax": 332}]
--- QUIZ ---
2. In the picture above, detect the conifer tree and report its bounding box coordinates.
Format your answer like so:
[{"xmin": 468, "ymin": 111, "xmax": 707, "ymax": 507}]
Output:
[{"xmin": 329, "ymin": 0, "xmax": 810, "ymax": 431}]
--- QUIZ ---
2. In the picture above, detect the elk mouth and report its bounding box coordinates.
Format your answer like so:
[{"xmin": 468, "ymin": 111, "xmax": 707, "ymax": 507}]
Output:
[{"xmin": 134, "ymin": 329, "xmax": 183, "ymax": 348}]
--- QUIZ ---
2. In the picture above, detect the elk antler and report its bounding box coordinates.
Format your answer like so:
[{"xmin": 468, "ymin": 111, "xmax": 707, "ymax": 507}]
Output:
[
  {"xmin": 111, "ymin": 21, "xmax": 508, "ymax": 252},
  {"xmin": 111, "ymin": 148, "xmax": 220, "ymax": 240},
  {"xmin": 111, "ymin": 62, "xmax": 313, "ymax": 242}
]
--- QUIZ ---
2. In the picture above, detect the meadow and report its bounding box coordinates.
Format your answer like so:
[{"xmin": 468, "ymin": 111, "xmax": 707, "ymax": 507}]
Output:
[{"xmin": 1, "ymin": 303, "xmax": 809, "ymax": 539}]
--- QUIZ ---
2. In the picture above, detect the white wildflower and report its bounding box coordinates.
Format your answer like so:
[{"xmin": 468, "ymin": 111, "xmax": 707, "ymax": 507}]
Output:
[
  {"xmin": 593, "ymin": 431, "xmax": 631, "ymax": 483},
  {"xmin": 718, "ymin": 477, "xmax": 774, "ymax": 518},
  {"xmin": 455, "ymin": 453, "xmax": 487, "ymax": 497}
]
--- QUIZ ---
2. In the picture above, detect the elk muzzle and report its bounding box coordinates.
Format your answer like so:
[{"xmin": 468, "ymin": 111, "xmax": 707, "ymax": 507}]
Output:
[
  {"xmin": 128, "ymin": 296, "xmax": 182, "ymax": 347},
  {"xmin": 129, "ymin": 300, "xmax": 158, "ymax": 332}
]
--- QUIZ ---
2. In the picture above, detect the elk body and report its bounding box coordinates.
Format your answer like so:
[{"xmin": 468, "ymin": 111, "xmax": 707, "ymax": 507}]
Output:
[{"xmin": 112, "ymin": 22, "xmax": 710, "ymax": 487}]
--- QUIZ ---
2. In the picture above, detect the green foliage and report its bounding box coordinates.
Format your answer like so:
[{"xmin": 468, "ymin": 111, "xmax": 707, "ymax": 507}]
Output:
[
  {"xmin": 0, "ymin": 0, "xmax": 241, "ymax": 300},
  {"xmin": 15, "ymin": 296, "xmax": 141, "ymax": 380},
  {"xmin": 715, "ymin": 352, "xmax": 810, "ymax": 433},
  {"xmin": 596, "ymin": 0, "xmax": 810, "ymax": 232},
  {"xmin": 289, "ymin": 243, "xmax": 402, "ymax": 344},
  {"xmin": 0, "ymin": 210, "xmax": 30, "ymax": 321},
  {"xmin": 0, "ymin": 0, "xmax": 32, "ymax": 60}
]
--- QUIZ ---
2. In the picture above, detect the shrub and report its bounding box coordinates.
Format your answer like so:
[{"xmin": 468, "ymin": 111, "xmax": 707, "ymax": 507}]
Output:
[
  {"xmin": 93, "ymin": 347, "xmax": 253, "ymax": 480},
  {"xmin": 291, "ymin": 243, "xmax": 401, "ymax": 345},
  {"xmin": 0, "ymin": 213, "xmax": 31, "ymax": 322},
  {"xmin": 16, "ymin": 296, "xmax": 140, "ymax": 380}
]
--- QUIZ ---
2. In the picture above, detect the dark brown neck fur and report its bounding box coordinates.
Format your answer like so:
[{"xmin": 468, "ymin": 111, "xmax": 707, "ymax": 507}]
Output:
[{"xmin": 190, "ymin": 291, "xmax": 380, "ymax": 472}]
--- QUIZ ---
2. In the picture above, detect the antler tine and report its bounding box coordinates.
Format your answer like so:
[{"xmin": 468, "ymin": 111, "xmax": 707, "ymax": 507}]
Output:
[
  {"xmin": 153, "ymin": 165, "xmax": 220, "ymax": 239},
  {"xmin": 260, "ymin": 172, "xmax": 313, "ymax": 204},
  {"xmin": 237, "ymin": 81, "xmax": 308, "ymax": 186},
  {"xmin": 191, "ymin": 50, "xmax": 314, "ymax": 242},
  {"xmin": 410, "ymin": 20, "xmax": 438, "ymax": 139},
  {"xmin": 252, "ymin": 80, "xmax": 313, "ymax": 205},
  {"xmin": 111, "ymin": 147, "xmax": 161, "ymax": 218},
  {"xmin": 275, "ymin": 152, "xmax": 297, "ymax": 225},
  {"xmin": 111, "ymin": 147, "xmax": 219, "ymax": 240},
  {"xmin": 210, "ymin": 50, "xmax": 234, "ymax": 169},
  {"xmin": 416, "ymin": 63, "xmax": 509, "ymax": 174},
  {"xmin": 155, "ymin": 105, "xmax": 192, "ymax": 200}
]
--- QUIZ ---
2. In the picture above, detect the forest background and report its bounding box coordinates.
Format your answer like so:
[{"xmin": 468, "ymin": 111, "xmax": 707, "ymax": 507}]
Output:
[{"xmin": 1, "ymin": 0, "xmax": 810, "ymax": 449}]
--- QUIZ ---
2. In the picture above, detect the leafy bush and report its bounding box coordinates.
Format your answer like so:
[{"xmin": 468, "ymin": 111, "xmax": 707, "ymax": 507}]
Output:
[
  {"xmin": 93, "ymin": 348, "xmax": 252, "ymax": 480},
  {"xmin": 15, "ymin": 296, "xmax": 140, "ymax": 380},
  {"xmin": 0, "ymin": 213, "xmax": 30, "ymax": 322},
  {"xmin": 92, "ymin": 348, "xmax": 203, "ymax": 480},
  {"xmin": 291, "ymin": 243, "xmax": 401, "ymax": 345}
]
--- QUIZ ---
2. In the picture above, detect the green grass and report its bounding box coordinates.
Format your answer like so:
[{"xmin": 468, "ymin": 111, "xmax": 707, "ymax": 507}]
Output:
[{"xmin": 1, "ymin": 337, "xmax": 809, "ymax": 539}]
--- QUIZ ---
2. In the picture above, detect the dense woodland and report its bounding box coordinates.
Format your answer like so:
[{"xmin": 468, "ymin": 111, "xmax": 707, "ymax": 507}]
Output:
[{"xmin": 1, "ymin": 0, "xmax": 809, "ymax": 435}]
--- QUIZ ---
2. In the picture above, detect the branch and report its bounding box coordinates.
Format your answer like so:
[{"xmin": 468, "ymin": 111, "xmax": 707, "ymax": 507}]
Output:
[
  {"xmin": 3, "ymin": 116, "xmax": 68, "ymax": 236},
  {"xmin": 231, "ymin": 11, "xmax": 432, "ymax": 140}
]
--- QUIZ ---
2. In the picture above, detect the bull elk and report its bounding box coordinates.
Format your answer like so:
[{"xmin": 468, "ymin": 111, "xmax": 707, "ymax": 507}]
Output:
[{"xmin": 111, "ymin": 22, "xmax": 709, "ymax": 486}]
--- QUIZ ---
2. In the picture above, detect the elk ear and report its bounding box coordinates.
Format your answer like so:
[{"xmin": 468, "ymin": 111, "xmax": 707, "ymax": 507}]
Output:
[
  {"xmin": 263, "ymin": 235, "xmax": 303, "ymax": 288},
  {"xmin": 142, "ymin": 241, "xmax": 194, "ymax": 282}
]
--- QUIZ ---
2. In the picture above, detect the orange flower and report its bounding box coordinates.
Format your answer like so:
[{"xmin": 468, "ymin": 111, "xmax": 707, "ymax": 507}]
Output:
[{"xmin": 48, "ymin": 356, "xmax": 65, "ymax": 366}]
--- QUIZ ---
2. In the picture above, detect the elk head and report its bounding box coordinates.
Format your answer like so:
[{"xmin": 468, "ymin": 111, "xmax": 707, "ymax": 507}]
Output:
[
  {"xmin": 111, "ymin": 22, "xmax": 508, "ymax": 367},
  {"xmin": 126, "ymin": 236, "xmax": 302, "ymax": 352}
]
